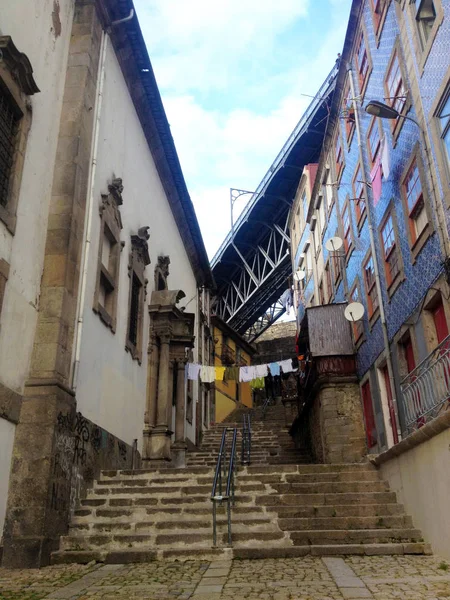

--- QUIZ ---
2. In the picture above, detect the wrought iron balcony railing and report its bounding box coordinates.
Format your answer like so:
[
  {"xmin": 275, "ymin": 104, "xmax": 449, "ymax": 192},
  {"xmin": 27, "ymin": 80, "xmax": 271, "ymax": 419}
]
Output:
[
  {"xmin": 400, "ymin": 334, "xmax": 450, "ymax": 435},
  {"xmin": 221, "ymin": 343, "xmax": 235, "ymax": 366}
]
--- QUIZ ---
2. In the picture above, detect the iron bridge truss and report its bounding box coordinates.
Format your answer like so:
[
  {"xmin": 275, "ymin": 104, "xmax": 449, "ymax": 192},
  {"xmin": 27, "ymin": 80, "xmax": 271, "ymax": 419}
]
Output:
[{"xmin": 211, "ymin": 64, "xmax": 339, "ymax": 342}]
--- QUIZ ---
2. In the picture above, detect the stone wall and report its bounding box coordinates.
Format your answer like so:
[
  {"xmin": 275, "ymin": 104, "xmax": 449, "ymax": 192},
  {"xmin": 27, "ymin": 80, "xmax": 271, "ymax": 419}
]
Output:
[
  {"xmin": 253, "ymin": 321, "xmax": 297, "ymax": 365},
  {"xmin": 309, "ymin": 381, "xmax": 367, "ymax": 464}
]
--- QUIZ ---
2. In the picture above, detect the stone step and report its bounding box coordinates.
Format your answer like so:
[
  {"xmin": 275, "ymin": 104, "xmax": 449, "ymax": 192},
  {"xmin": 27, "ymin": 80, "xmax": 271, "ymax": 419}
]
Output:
[
  {"xmin": 277, "ymin": 515, "xmax": 414, "ymax": 531},
  {"xmin": 256, "ymin": 492, "xmax": 398, "ymax": 506},
  {"xmin": 51, "ymin": 542, "xmax": 431, "ymax": 565},
  {"xmin": 273, "ymin": 504, "xmax": 405, "ymax": 518},
  {"xmin": 289, "ymin": 528, "xmax": 423, "ymax": 545},
  {"xmin": 268, "ymin": 481, "xmax": 389, "ymax": 494},
  {"xmin": 237, "ymin": 470, "xmax": 378, "ymax": 484},
  {"xmin": 243, "ymin": 463, "xmax": 372, "ymax": 474}
]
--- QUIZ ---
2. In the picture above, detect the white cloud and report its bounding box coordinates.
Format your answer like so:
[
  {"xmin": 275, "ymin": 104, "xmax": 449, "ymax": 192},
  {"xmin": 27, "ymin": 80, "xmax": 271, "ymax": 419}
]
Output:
[{"xmin": 134, "ymin": 0, "xmax": 352, "ymax": 257}]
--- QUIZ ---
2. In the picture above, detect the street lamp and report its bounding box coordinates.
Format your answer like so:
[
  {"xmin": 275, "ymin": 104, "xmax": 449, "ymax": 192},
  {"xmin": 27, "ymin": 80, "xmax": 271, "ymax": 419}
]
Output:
[{"xmin": 365, "ymin": 100, "xmax": 422, "ymax": 129}]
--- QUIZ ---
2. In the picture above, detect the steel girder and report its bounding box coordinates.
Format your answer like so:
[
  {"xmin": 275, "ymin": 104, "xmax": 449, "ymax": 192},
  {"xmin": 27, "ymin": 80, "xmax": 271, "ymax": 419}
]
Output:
[
  {"xmin": 213, "ymin": 211, "xmax": 291, "ymax": 333},
  {"xmin": 243, "ymin": 298, "xmax": 286, "ymax": 343}
]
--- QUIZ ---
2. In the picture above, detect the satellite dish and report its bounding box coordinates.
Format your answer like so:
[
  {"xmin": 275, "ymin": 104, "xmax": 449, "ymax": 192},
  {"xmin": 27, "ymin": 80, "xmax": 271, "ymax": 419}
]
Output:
[
  {"xmin": 325, "ymin": 236, "xmax": 343, "ymax": 252},
  {"xmin": 294, "ymin": 269, "xmax": 306, "ymax": 281},
  {"xmin": 344, "ymin": 302, "xmax": 365, "ymax": 322}
]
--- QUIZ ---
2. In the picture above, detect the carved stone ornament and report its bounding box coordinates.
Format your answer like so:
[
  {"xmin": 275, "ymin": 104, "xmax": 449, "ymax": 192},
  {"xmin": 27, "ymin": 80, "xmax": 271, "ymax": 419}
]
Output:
[
  {"xmin": 0, "ymin": 36, "xmax": 40, "ymax": 95},
  {"xmin": 157, "ymin": 255, "xmax": 170, "ymax": 278},
  {"xmin": 108, "ymin": 177, "xmax": 124, "ymax": 205},
  {"xmin": 100, "ymin": 188, "xmax": 123, "ymax": 231},
  {"xmin": 131, "ymin": 227, "xmax": 151, "ymax": 267}
]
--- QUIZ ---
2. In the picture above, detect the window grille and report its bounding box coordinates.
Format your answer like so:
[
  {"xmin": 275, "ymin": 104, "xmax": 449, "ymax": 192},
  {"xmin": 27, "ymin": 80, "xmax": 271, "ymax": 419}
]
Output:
[{"xmin": 0, "ymin": 89, "xmax": 19, "ymax": 208}]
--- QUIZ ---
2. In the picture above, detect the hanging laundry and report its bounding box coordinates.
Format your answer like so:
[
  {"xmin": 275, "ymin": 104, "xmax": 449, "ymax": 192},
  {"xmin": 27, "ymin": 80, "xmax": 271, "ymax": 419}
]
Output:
[
  {"xmin": 280, "ymin": 288, "xmax": 293, "ymax": 316},
  {"xmin": 370, "ymin": 154, "xmax": 382, "ymax": 206},
  {"xmin": 239, "ymin": 365, "xmax": 256, "ymax": 382},
  {"xmin": 200, "ymin": 365, "xmax": 215, "ymax": 383},
  {"xmin": 224, "ymin": 366, "xmax": 239, "ymax": 381},
  {"xmin": 278, "ymin": 359, "xmax": 295, "ymax": 374},
  {"xmin": 215, "ymin": 366, "xmax": 226, "ymax": 381},
  {"xmin": 381, "ymin": 135, "xmax": 390, "ymax": 180},
  {"xmin": 269, "ymin": 362, "xmax": 281, "ymax": 376},
  {"xmin": 254, "ymin": 364, "xmax": 269, "ymax": 378},
  {"xmin": 187, "ymin": 363, "xmax": 201, "ymax": 381},
  {"xmin": 250, "ymin": 377, "xmax": 265, "ymax": 390}
]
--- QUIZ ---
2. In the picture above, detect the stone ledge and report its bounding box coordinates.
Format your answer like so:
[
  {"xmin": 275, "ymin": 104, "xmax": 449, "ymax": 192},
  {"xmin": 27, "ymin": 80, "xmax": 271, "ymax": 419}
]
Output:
[
  {"xmin": 0, "ymin": 379, "xmax": 22, "ymax": 424},
  {"xmin": 371, "ymin": 409, "xmax": 450, "ymax": 466}
]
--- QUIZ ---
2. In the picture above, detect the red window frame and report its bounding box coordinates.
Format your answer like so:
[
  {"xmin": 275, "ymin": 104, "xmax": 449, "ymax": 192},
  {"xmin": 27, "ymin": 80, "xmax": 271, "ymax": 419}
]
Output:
[
  {"xmin": 382, "ymin": 365, "xmax": 399, "ymax": 445},
  {"xmin": 335, "ymin": 135, "xmax": 344, "ymax": 180},
  {"xmin": 352, "ymin": 164, "xmax": 366, "ymax": 224},
  {"xmin": 432, "ymin": 298, "xmax": 449, "ymax": 345},
  {"xmin": 385, "ymin": 52, "xmax": 406, "ymax": 116},
  {"xmin": 363, "ymin": 254, "xmax": 378, "ymax": 317},
  {"xmin": 342, "ymin": 204, "xmax": 351, "ymax": 253},
  {"xmin": 381, "ymin": 215, "xmax": 400, "ymax": 287},
  {"xmin": 356, "ymin": 32, "xmax": 369, "ymax": 91},
  {"xmin": 350, "ymin": 285, "xmax": 364, "ymax": 342},
  {"xmin": 361, "ymin": 381, "xmax": 377, "ymax": 448},
  {"xmin": 403, "ymin": 336, "xmax": 416, "ymax": 374},
  {"xmin": 403, "ymin": 159, "xmax": 426, "ymax": 244},
  {"xmin": 367, "ymin": 117, "xmax": 381, "ymax": 166},
  {"xmin": 371, "ymin": 0, "xmax": 384, "ymax": 31}
]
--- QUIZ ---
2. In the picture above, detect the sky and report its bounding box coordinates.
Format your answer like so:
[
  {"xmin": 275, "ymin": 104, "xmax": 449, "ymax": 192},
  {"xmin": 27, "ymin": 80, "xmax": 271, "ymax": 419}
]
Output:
[{"xmin": 134, "ymin": 0, "xmax": 353, "ymax": 259}]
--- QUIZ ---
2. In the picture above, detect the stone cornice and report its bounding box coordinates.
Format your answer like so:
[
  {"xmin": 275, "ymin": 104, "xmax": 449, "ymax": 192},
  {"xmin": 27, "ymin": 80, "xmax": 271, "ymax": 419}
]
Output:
[{"xmin": 0, "ymin": 36, "xmax": 40, "ymax": 95}]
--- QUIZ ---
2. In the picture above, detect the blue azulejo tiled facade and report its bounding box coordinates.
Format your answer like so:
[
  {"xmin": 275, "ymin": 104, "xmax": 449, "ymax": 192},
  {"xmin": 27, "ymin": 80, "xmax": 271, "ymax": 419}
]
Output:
[{"xmin": 289, "ymin": 0, "xmax": 450, "ymax": 453}]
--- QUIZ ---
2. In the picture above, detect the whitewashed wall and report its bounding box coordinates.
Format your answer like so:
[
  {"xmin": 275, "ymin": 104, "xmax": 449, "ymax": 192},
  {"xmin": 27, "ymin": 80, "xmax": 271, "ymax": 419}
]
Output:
[
  {"xmin": 74, "ymin": 39, "xmax": 199, "ymax": 448},
  {"xmin": 0, "ymin": 0, "xmax": 74, "ymax": 392},
  {"xmin": 0, "ymin": 419, "xmax": 15, "ymax": 541}
]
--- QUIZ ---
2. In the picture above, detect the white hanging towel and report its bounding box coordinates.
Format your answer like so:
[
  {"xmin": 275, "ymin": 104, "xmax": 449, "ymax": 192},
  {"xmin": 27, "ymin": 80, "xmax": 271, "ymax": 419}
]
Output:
[
  {"xmin": 200, "ymin": 365, "xmax": 215, "ymax": 383},
  {"xmin": 187, "ymin": 363, "xmax": 201, "ymax": 381},
  {"xmin": 254, "ymin": 364, "xmax": 269, "ymax": 378},
  {"xmin": 278, "ymin": 359, "xmax": 295, "ymax": 374},
  {"xmin": 381, "ymin": 135, "xmax": 390, "ymax": 180},
  {"xmin": 239, "ymin": 366, "xmax": 256, "ymax": 382}
]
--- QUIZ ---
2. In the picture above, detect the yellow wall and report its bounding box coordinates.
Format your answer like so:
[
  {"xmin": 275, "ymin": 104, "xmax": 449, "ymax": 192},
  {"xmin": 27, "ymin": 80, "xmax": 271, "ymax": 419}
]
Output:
[{"xmin": 213, "ymin": 325, "xmax": 252, "ymax": 422}]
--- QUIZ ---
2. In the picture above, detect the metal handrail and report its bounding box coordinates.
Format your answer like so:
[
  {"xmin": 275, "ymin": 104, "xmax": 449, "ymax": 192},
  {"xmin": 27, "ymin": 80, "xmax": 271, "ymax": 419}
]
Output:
[
  {"xmin": 241, "ymin": 413, "xmax": 251, "ymax": 465},
  {"xmin": 211, "ymin": 427, "xmax": 238, "ymax": 547},
  {"xmin": 400, "ymin": 334, "xmax": 450, "ymax": 435},
  {"xmin": 262, "ymin": 396, "xmax": 272, "ymax": 420}
]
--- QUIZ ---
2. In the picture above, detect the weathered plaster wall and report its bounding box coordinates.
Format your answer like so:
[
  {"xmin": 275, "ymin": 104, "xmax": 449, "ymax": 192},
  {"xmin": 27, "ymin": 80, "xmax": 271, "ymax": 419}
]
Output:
[
  {"xmin": 0, "ymin": 0, "xmax": 74, "ymax": 393},
  {"xmin": 74, "ymin": 40, "xmax": 199, "ymax": 448},
  {"xmin": 379, "ymin": 428, "xmax": 450, "ymax": 561},
  {"xmin": 0, "ymin": 419, "xmax": 15, "ymax": 541}
]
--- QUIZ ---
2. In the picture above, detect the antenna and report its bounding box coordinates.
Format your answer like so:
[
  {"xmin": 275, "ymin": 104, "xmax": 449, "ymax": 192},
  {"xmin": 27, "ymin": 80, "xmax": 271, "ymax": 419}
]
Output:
[
  {"xmin": 344, "ymin": 302, "xmax": 365, "ymax": 322},
  {"xmin": 325, "ymin": 236, "xmax": 344, "ymax": 252}
]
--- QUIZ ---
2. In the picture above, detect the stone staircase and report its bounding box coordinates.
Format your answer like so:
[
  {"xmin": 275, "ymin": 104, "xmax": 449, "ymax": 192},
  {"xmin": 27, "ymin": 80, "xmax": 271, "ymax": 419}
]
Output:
[{"xmin": 52, "ymin": 406, "xmax": 431, "ymax": 564}]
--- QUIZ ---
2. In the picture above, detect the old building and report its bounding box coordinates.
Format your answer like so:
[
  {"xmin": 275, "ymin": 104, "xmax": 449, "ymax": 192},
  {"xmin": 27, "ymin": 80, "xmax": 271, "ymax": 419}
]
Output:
[
  {"xmin": 211, "ymin": 315, "xmax": 255, "ymax": 422},
  {"xmin": 0, "ymin": 0, "xmax": 213, "ymax": 567},
  {"xmin": 289, "ymin": 0, "xmax": 450, "ymax": 558}
]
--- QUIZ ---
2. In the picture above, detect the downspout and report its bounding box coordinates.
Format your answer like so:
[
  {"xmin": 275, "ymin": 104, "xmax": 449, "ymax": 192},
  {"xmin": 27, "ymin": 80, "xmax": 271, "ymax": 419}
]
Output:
[
  {"xmin": 348, "ymin": 66, "xmax": 402, "ymax": 445},
  {"xmin": 71, "ymin": 32, "xmax": 108, "ymax": 390}
]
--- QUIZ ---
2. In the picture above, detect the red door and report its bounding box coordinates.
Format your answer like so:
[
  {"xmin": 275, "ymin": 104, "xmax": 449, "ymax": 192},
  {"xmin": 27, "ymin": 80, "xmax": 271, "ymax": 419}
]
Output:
[
  {"xmin": 361, "ymin": 381, "xmax": 377, "ymax": 448},
  {"xmin": 404, "ymin": 337, "xmax": 416, "ymax": 373},
  {"xmin": 382, "ymin": 365, "xmax": 399, "ymax": 445},
  {"xmin": 432, "ymin": 299, "xmax": 449, "ymax": 344}
]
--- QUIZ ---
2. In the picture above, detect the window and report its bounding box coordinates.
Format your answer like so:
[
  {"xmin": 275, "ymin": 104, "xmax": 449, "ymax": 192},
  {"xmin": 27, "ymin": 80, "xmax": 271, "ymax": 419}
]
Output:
[
  {"xmin": 370, "ymin": 0, "xmax": 388, "ymax": 36},
  {"xmin": 335, "ymin": 134, "xmax": 344, "ymax": 181},
  {"xmin": 343, "ymin": 85, "xmax": 355, "ymax": 142},
  {"xmin": 415, "ymin": 0, "xmax": 436, "ymax": 49},
  {"xmin": 356, "ymin": 32, "xmax": 370, "ymax": 93},
  {"xmin": 367, "ymin": 117, "xmax": 382, "ymax": 166},
  {"xmin": 363, "ymin": 254, "xmax": 379, "ymax": 319},
  {"xmin": 306, "ymin": 246, "xmax": 313, "ymax": 279},
  {"xmin": 318, "ymin": 198, "xmax": 326, "ymax": 234},
  {"xmin": 126, "ymin": 228, "xmax": 150, "ymax": 363},
  {"xmin": 436, "ymin": 91, "xmax": 450, "ymax": 173},
  {"xmin": 332, "ymin": 252, "xmax": 342, "ymax": 284},
  {"xmin": 313, "ymin": 218, "xmax": 321, "ymax": 256},
  {"xmin": 350, "ymin": 283, "xmax": 364, "ymax": 342},
  {"xmin": 323, "ymin": 168, "xmax": 334, "ymax": 214},
  {"xmin": 384, "ymin": 45, "xmax": 409, "ymax": 139},
  {"xmin": 0, "ymin": 37, "xmax": 38, "ymax": 234},
  {"xmin": 342, "ymin": 203, "xmax": 352, "ymax": 254},
  {"xmin": 432, "ymin": 296, "xmax": 449, "ymax": 344},
  {"xmin": 361, "ymin": 380, "xmax": 377, "ymax": 448},
  {"xmin": 93, "ymin": 179, "xmax": 124, "ymax": 332},
  {"xmin": 325, "ymin": 261, "xmax": 333, "ymax": 302},
  {"xmin": 380, "ymin": 213, "xmax": 401, "ymax": 288},
  {"xmin": 402, "ymin": 157, "xmax": 428, "ymax": 245},
  {"xmin": 352, "ymin": 163, "xmax": 366, "ymax": 226},
  {"xmin": 402, "ymin": 335, "xmax": 416, "ymax": 374}
]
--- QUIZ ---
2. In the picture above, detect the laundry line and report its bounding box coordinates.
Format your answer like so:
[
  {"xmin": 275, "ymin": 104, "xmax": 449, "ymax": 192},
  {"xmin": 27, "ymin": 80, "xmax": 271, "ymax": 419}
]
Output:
[{"xmin": 186, "ymin": 358, "xmax": 297, "ymax": 384}]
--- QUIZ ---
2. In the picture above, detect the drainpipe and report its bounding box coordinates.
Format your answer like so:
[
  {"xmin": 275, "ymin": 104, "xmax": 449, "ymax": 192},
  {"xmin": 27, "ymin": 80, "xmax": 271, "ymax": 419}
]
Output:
[
  {"xmin": 348, "ymin": 66, "xmax": 402, "ymax": 445},
  {"xmin": 71, "ymin": 31, "xmax": 108, "ymax": 390}
]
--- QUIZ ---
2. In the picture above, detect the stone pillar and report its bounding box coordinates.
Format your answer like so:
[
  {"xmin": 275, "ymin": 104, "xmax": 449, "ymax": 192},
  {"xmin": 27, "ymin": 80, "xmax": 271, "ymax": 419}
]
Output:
[
  {"xmin": 172, "ymin": 360, "xmax": 187, "ymax": 467},
  {"xmin": 143, "ymin": 333, "xmax": 159, "ymax": 460},
  {"xmin": 148, "ymin": 334, "xmax": 172, "ymax": 460},
  {"xmin": 2, "ymin": 0, "xmax": 102, "ymax": 568}
]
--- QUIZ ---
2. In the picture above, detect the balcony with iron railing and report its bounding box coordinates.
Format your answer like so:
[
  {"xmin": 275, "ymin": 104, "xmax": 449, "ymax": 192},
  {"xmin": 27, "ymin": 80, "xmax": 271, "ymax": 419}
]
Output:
[
  {"xmin": 400, "ymin": 334, "xmax": 450, "ymax": 436},
  {"xmin": 221, "ymin": 343, "xmax": 236, "ymax": 366}
]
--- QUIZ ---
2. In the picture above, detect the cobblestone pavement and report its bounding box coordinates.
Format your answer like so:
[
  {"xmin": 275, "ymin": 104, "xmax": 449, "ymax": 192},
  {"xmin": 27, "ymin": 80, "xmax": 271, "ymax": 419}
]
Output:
[{"xmin": 1, "ymin": 556, "xmax": 450, "ymax": 600}]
